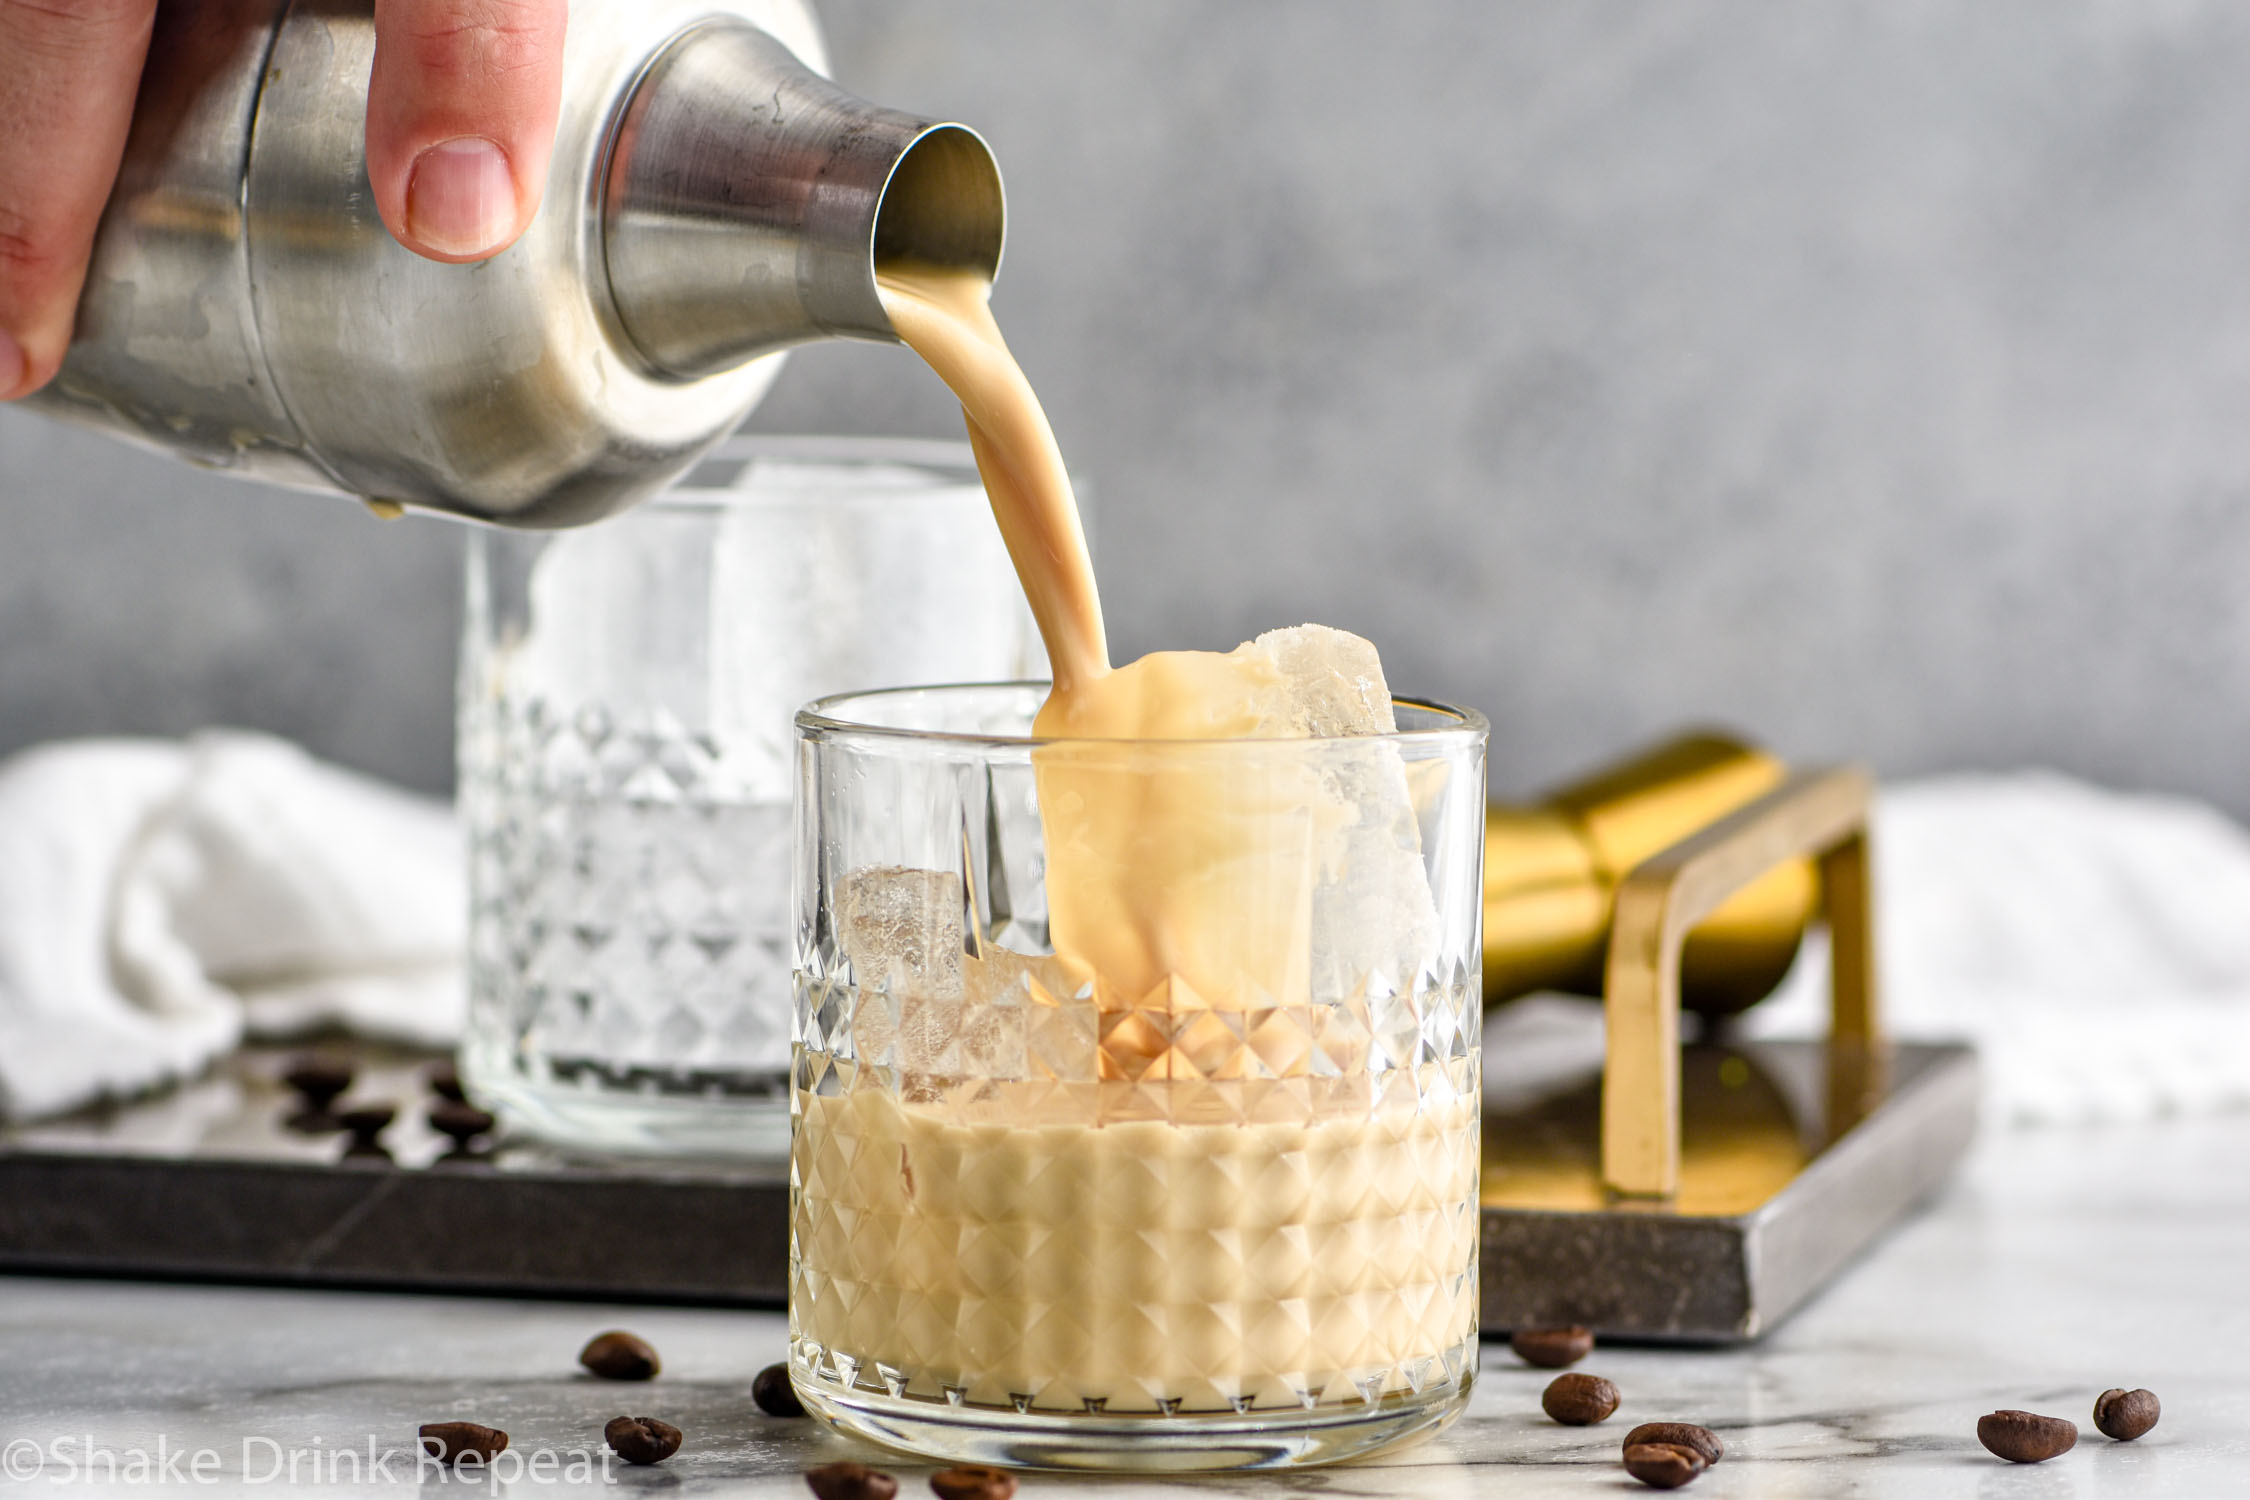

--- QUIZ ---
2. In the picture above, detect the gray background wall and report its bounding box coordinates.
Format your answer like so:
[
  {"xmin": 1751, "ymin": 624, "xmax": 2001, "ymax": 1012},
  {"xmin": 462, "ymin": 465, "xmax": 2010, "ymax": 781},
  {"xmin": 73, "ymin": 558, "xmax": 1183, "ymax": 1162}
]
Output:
[{"xmin": 5, "ymin": 0, "xmax": 2249, "ymax": 813}]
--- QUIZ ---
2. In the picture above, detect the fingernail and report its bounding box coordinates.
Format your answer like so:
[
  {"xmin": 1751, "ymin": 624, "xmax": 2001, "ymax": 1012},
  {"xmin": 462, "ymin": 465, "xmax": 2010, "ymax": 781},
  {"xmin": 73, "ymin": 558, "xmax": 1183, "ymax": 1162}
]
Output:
[
  {"xmin": 405, "ymin": 137, "xmax": 519, "ymax": 257},
  {"xmin": 0, "ymin": 327, "xmax": 25, "ymax": 399}
]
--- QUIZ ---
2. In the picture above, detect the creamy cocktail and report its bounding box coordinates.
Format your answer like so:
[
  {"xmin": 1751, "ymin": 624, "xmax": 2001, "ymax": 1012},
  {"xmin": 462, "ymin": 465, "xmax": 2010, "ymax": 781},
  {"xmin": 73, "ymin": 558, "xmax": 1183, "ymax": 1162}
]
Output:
[
  {"xmin": 788, "ymin": 684, "xmax": 1485, "ymax": 1468},
  {"xmin": 784, "ymin": 259, "xmax": 1485, "ymax": 1469}
]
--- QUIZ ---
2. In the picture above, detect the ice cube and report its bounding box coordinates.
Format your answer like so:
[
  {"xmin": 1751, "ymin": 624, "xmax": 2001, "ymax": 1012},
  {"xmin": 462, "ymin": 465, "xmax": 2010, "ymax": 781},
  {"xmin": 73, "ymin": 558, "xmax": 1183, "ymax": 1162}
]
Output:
[
  {"xmin": 1249, "ymin": 625, "xmax": 1398, "ymax": 737},
  {"xmin": 957, "ymin": 947, "xmax": 1085, "ymax": 1081},
  {"xmin": 1247, "ymin": 628, "xmax": 1436, "ymax": 1002},
  {"xmin": 835, "ymin": 866, "xmax": 965, "ymax": 1001},
  {"xmin": 1307, "ymin": 742, "xmax": 1441, "ymax": 1004}
]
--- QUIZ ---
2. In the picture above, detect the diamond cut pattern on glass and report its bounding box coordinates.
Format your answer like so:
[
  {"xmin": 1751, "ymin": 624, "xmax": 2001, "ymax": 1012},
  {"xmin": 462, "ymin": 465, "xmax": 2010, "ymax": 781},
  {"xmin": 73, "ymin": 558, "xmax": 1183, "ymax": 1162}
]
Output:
[
  {"xmin": 464, "ymin": 695, "xmax": 792, "ymax": 1096},
  {"xmin": 789, "ymin": 973, "xmax": 1481, "ymax": 1416},
  {"xmin": 788, "ymin": 687, "xmax": 1485, "ymax": 1432}
]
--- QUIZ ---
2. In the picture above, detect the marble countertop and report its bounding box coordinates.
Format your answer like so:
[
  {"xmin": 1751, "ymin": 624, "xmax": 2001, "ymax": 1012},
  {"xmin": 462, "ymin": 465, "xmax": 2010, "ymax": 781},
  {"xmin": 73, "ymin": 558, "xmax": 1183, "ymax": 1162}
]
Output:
[{"xmin": 3, "ymin": 1115, "xmax": 2247, "ymax": 1498}]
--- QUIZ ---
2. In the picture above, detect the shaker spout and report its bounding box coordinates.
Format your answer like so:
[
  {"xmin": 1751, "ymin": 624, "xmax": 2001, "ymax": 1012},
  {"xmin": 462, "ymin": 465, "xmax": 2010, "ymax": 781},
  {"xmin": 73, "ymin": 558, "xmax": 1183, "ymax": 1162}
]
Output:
[{"xmin": 602, "ymin": 21, "xmax": 1005, "ymax": 381}]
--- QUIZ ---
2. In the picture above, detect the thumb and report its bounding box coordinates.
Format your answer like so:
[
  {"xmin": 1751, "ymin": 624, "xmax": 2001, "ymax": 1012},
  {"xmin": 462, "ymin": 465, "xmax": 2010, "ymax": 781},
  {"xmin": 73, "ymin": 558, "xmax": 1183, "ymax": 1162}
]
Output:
[{"xmin": 365, "ymin": 0, "xmax": 566, "ymax": 263}]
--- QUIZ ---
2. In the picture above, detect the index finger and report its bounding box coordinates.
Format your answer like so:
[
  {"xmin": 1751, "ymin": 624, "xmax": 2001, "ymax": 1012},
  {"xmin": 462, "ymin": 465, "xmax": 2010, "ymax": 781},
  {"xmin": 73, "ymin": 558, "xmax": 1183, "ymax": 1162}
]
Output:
[{"xmin": 0, "ymin": 0, "xmax": 159, "ymax": 399}]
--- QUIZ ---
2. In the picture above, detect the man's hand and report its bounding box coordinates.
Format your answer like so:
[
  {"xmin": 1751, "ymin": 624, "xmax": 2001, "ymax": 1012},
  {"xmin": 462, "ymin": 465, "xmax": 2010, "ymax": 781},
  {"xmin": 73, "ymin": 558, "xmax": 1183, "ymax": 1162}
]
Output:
[{"xmin": 0, "ymin": 0, "xmax": 568, "ymax": 402}]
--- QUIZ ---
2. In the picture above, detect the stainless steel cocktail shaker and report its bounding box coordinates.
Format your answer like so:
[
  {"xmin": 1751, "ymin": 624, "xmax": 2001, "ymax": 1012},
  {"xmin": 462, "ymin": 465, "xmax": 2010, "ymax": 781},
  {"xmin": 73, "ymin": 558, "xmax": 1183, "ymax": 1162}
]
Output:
[{"xmin": 21, "ymin": 0, "xmax": 1004, "ymax": 527}]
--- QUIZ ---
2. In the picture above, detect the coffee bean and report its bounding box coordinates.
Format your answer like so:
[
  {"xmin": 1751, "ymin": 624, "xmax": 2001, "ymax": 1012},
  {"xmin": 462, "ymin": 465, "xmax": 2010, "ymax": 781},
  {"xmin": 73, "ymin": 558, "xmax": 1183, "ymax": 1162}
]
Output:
[
  {"xmin": 1977, "ymin": 1410, "xmax": 2077, "ymax": 1463},
  {"xmin": 805, "ymin": 1460, "xmax": 898, "ymax": 1500},
  {"xmin": 753, "ymin": 1362, "xmax": 807, "ymax": 1417},
  {"xmin": 929, "ymin": 1466, "xmax": 1015, "ymax": 1500},
  {"xmin": 1623, "ymin": 1422, "xmax": 1724, "ymax": 1465},
  {"xmin": 1542, "ymin": 1372, "xmax": 1620, "ymax": 1425},
  {"xmin": 284, "ymin": 1055, "xmax": 353, "ymax": 1110},
  {"xmin": 430, "ymin": 1100, "xmax": 497, "ymax": 1147},
  {"xmin": 579, "ymin": 1330, "xmax": 660, "ymax": 1381},
  {"xmin": 1624, "ymin": 1442, "xmax": 1707, "ymax": 1489},
  {"xmin": 1510, "ymin": 1325, "xmax": 1595, "ymax": 1368},
  {"xmin": 429, "ymin": 1063, "xmax": 467, "ymax": 1103},
  {"xmin": 337, "ymin": 1103, "xmax": 395, "ymax": 1142},
  {"xmin": 2094, "ymin": 1388, "xmax": 2159, "ymax": 1442},
  {"xmin": 603, "ymin": 1415, "xmax": 682, "ymax": 1466},
  {"xmin": 418, "ymin": 1422, "xmax": 507, "ymax": 1464}
]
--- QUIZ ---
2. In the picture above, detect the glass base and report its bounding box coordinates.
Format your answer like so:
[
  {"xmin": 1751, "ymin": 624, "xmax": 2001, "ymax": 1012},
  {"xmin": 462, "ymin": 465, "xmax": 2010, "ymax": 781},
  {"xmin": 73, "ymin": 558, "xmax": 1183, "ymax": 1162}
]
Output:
[
  {"xmin": 461, "ymin": 1049, "xmax": 791, "ymax": 1158},
  {"xmin": 794, "ymin": 1367, "xmax": 1472, "ymax": 1473}
]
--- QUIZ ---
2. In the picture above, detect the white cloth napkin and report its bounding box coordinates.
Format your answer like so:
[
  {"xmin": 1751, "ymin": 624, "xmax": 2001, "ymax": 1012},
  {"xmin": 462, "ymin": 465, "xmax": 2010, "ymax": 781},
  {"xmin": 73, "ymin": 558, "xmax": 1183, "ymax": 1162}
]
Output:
[
  {"xmin": 1745, "ymin": 771, "xmax": 2250, "ymax": 1124},
  {"xmin": 0, "ymin": 732, "xmax": 462, "ymax": 1122}
]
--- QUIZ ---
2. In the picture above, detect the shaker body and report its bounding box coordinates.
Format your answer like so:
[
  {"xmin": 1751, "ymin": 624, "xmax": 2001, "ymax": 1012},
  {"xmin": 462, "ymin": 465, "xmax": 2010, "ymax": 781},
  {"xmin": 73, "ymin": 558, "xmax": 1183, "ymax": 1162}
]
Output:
[
  {"xmin": 24, "ymin": 0, "xmax": 826, "ymax": 527},
  {"xmin": 29, "ymin": 1, "xmax": 325, "ymax": 491}
]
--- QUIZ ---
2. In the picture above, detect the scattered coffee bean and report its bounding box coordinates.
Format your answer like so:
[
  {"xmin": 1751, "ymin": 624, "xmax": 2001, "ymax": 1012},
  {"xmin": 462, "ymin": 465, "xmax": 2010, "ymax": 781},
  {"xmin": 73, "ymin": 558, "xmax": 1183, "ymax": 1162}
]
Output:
[
  {"xmin": 418, "ymin": 1422, "xmax": 508, "ymax": 1464},
  {"xmin": 1623, "ymin": 1422, "xmax": 1724, "ymax": 1466},
  {"xmin": 1510, "ymin": 1325, "xmax": 1595, "ymax": 1369},
  {"xmin": 284, "ymin": 1055, "xmax": 354, "ymax": 1110},
  {"xmin": 603, "ymin": 1415, "xmax": 682, "ymax": 1466},
  {"xmin": 805, "ymin": 1460, "xmax": 898, "ymax": 1500},
  {"xmin": 1542, "ymin": 1372, "xmax": 1620, "ymax": 1425},
  {"xmin": 579, "ymin": 1330, "xmax": 660, "ymax": 1381},
  {"xmin": 1977, "ymin": 1410, "xmax": 2078, "ymax": 1464},
  {"xmin": 2094, "ymin": 1388, "xmax": 2159, "ymax": 1442},
  {"xmin": 753, "ymin": 1362, "xmax": 807, "ymax": 1417},
  {"xmin": 929, "ymin": 1466, "xmax": 1015, "ymax": 1500},
  {"xmin": 1624, "ymin": 1442, "xmax": 1707, "ymax": 1489},
  {"xmin": 429, "ymin": 1062, "xmax": 467, "ymax": 1103},
  {"xmin": 337, "ymin": 1103, "xmax": 396, "ymax": 1142},
  {"xmin": 430, "ymin": 1100, "xmax": 497, "ymax": 1147},
  {"xmin": 340, "ymin": 1140, "xmax": 394, "ymax": 1164}
]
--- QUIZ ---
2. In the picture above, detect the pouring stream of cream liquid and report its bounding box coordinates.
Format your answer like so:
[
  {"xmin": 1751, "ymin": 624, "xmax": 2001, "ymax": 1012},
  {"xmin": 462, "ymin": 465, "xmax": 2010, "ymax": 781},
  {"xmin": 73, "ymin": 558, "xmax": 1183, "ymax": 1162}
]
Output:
[
  {"xmin": 874, "ymin": 262, "xmax": 1110, "ymax": 699},
  {"xmin": 877, "ymin": 262, "xmax": 1373, "ymax": 1009}
]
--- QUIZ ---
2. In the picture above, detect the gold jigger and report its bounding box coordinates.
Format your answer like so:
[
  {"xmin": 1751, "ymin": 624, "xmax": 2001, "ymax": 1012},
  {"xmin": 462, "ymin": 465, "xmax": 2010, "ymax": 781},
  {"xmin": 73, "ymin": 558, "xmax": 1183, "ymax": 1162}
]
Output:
[
  {"xmin": 1484, "ymin": 732, "xmax": 1820, "ymax": 1016},
  {"xmin": 1474, "ymin": 737, "xmax": 1933, "ymax": 1335}
]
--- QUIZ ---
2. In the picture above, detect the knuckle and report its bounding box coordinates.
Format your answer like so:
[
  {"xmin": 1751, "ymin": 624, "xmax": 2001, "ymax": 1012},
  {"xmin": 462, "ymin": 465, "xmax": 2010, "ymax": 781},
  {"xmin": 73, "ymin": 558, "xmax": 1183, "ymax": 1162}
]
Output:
[
  {"xmin": 0, "ymin": 218, "xmax": 72, "ymax": 290},
  {"xmin": 0, "ymin": 0, "xmax": 153, "ymax": 55},
  {"xmin": 390, "ymin": 0, "xmax": 559, "ymax": 82}
]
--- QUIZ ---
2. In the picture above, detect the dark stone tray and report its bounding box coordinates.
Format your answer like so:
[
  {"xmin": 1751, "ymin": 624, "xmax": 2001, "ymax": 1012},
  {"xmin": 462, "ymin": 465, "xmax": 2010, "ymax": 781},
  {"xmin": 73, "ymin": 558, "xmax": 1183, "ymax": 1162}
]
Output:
[
  {"xmin": 1479, "ymin": 1038, "xmax": 1979, "ymax": 1342},
  {"xmin": 0, "ymin": 1036, "xmax": 1975, "ymax": 1341}
]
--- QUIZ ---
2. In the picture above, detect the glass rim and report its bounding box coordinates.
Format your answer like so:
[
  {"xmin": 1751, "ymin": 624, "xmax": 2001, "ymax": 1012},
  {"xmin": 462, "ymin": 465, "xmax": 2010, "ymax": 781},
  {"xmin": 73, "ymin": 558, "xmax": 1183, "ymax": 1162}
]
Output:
[
  {"xmin": 715, "ymin": 433, "xmax": 980, "ymax": 470},
  {"xmin": 796, "ymin": 680, "xmax": 1490, "ymax": 750},
  {"xmin": 641, "ymin": 435, "xmax": 980, "ymax": 513},
  {"xmin": 644, "ymin": 435, "xmax": 1082, "ymax": 515}
]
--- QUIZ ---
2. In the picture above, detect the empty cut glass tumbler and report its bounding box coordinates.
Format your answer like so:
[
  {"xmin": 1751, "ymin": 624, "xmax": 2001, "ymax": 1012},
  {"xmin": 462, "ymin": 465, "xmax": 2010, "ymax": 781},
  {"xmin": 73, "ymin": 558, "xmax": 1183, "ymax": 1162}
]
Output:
[
  {"xmin": 460, "ymin": 439, "xmax": 1045, "ymax": 1156},
  {"xmin": 788, "ymin": 684, "xmax": 1487, "ymax": 1469}
]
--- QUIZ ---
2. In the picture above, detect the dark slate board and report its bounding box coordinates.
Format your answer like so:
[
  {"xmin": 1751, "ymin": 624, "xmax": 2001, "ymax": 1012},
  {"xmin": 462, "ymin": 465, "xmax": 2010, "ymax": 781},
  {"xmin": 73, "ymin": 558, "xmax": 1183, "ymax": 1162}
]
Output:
[{"xmin": 0, "ymin": 1037, "xmax": 1975, "ymax": 1340}]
